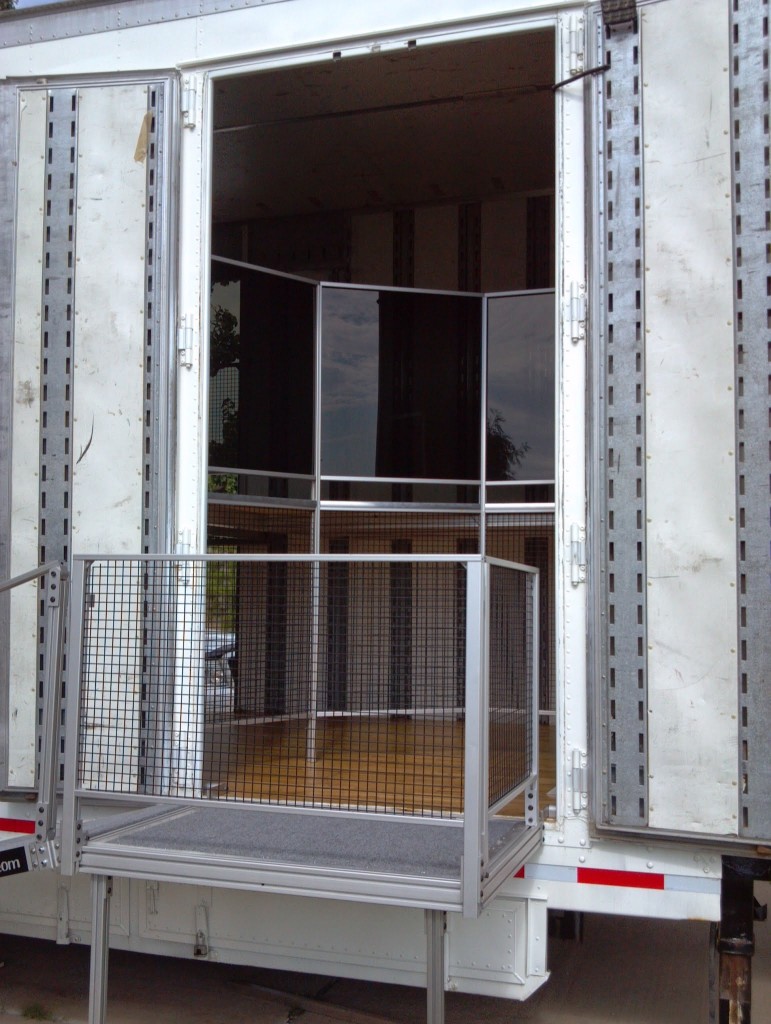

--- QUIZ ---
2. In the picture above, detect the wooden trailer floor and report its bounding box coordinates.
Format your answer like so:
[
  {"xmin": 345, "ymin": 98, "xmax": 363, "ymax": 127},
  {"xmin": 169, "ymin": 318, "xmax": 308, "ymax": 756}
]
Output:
[{"xmin": 202, "ymin": 717, "xmax": 555, "ymax": 816}]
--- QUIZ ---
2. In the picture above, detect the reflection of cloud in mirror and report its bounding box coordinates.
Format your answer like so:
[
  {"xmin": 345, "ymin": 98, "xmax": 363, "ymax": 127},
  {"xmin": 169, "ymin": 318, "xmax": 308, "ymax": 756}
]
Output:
[
  {"xmin": 211, "ymin": 282, "xmax": 240, "ymax": 326},
  {"xmin": 321, "ymin": 288, "xmax": 380, "ymax": 474},
  {"xmin": 487, "ymin": 292, "xmax": 554, "ymax": 481},
  {"xmin": 321, "ymin": 289, "xmax": 379, "ymax": 412}
]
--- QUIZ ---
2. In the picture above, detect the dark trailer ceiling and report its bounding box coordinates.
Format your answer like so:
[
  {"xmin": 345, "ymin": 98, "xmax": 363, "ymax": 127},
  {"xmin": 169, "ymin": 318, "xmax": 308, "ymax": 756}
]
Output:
[{"xmin": 211, "ymin": 29, "xmax": 555, "ymax": 253}]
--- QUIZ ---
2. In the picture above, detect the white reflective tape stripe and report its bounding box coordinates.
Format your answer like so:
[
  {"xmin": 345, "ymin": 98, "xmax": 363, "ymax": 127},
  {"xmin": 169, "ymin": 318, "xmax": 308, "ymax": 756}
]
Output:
[
  {"xmin": 517, "ymin": 863, "xmax": 720, "ymax": 895},
  {"xmin": 664, "ymin": 875, "xmax": 721, "ymax": 895},
  {"xmin": 521, "ymin": 864, "xmax": 578, "ymax": 883}
]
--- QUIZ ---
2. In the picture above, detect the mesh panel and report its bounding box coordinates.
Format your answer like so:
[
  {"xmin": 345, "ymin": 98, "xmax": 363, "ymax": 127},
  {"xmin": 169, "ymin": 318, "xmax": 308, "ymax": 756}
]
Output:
[
  {"xmin": 488, "ymin": 564, "xmax": 535, "ymax": 807},
  {"xmin": 207, "ymin": 502, "xmax": 313, "ymax": 553},
  {"xmin": 320, "ymin": 510, "xmax": 480, "ymax": 554},
  {"xmin": 77, "ymin": 557, "xmax": 468, "ymax": 817},
  {"xmin": 485, "ymin": 512, "xmax": 554, "ymax": 713},
  {"xmin": 76, "ymin": 554, "xmax": 537, "ymax": 821}
]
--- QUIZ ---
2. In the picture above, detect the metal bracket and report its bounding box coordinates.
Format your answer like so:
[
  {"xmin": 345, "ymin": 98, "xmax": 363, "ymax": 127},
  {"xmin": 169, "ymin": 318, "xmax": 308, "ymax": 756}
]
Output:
[
  {"xmin": 146, "ymin": 880, "xmax": 160, "ymax": 916},
  {"xmin": 194, "ymin": 903, "xmax": 209, "ymax": 957},
  {"xmin": 28, "ymin": 838, "xmax": 61, "ymax": 872},
  {"xmin": 570, "ymin": 524, "xmax": 587, "ymax": 586},
  {"xmin": 566, "ymin": 281, "xmax": 587, "ymax": 345},
  {"xmin": 180, "ymin": 79, "xmax": 197, "ymax": 129},
  {"xmin": 177, "ymin": 314, "xmax": 195, "ymax": 369},
  {"xmin": 57, "ymin": 882, "xmax": 71, "ymax": 944},
  {"xmin": 571, "ymin": 749, "xmax": 589, "ymax": 814}
]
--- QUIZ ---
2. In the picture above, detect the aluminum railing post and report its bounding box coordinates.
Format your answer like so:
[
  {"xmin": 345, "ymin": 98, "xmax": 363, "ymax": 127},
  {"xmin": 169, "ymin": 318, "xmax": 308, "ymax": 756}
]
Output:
[
  {"xmin": 462, "ymin": 558, "xmax": 486, "ymax": 919},
  {"xmin": 425, "ymin": 909, "xmax": 446, "ymax": 1024},
  {"xmin": 61, "ymin": 558, "xmax": 86, "ymax": 875},
  {"xmin": 88, "ymin": 874, "xmax": 112, "ymax": 1024},
  {"xmin": 38, "ymin": 563, "xmax": 68, "ymax": 842}
]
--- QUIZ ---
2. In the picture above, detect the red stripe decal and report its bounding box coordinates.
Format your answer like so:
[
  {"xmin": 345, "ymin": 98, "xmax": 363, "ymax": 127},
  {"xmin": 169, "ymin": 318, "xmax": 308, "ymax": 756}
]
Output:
[
  {"xmin": 0, "ymin": 817, "xmax": 36, "ymax": 835},
  {"xmin": 514, "ymin": 867, "xmax": 526, "ymax": 878},
  {"xmin": 577, "ymin": 867, "xmax": 665, "ymax": 890}
]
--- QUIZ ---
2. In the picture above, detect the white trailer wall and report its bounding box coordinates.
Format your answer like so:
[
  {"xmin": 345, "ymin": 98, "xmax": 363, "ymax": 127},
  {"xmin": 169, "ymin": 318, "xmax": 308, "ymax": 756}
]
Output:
[{"xmin": 641, "ymin": 0, "xmax": 737, "ymax": 835}]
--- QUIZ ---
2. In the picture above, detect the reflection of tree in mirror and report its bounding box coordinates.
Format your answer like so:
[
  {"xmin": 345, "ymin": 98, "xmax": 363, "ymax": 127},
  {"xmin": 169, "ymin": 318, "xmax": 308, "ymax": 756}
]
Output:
[
  {"xmin": 209, "ymin": 305, "xmax": 240, "ymax": 467},
  {"xmin": 487, "ymin": 408, "xmax": 529, "ymax": 480},
  {"xmin": 210, "ymin": 305, "xmax": 239, "ymax": 375},
  {"xmin": 208, "ymin": 472, "xmax": 238, "ymax": 494}
]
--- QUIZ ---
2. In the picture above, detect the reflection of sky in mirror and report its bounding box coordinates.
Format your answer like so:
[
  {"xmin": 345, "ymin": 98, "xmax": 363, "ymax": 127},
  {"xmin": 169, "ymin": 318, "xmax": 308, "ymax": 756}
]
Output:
[
  {"xmin": 321, "ymin": 288, "xmax": 380, "ymax": 475},
  {"xmin": 487, "ymin": 292, "xmax": 554, "ymax": 480},
  {"xmin": 211, "ymin": 281, "xmax": 240, "ymax": 324}
]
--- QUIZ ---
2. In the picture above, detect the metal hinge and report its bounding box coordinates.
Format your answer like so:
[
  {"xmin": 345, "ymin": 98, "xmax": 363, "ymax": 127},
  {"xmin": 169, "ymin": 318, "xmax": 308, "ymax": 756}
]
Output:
[
  {"xmin": 176, "ymin": 528, "xmax": 192, "ymax": 555},
  {"xmin": 571, "ymin": 748, "xmax": 589, "ymax": 814},
  {"xmin": 566, "ymin": 281, "xmax": 587, "ymax": 345},
  {"xmin": 177, "ymin": 314, "xmax": 195, "ymax": 368},
  {"xmin": 181, "ymin": 78, "xmax": 197, "ymax": 129},
  {"xmin": 568, "ymin": 14, "xmax": 585, "ymax": 75},
  {"xmin": 570, "ymin": 524, "xmax": 587, "ymax": 586}
]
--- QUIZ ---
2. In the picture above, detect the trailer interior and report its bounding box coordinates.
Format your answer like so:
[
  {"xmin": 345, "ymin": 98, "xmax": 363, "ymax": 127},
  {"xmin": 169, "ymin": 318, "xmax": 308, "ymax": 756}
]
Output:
[{"xmin": 205, "ymin": 26, "xmax": 558, "ymax": 819}]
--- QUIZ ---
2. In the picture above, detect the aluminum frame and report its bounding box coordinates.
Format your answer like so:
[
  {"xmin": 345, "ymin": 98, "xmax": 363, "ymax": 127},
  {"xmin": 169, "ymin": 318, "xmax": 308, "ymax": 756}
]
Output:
[
  {"xmin": 589, "ymin": 6, "xmax": 649, "ymax": 831},
  {"xmin": 62, "ymin": 552, "xmax": 541, "ymax": 916},
  {"xmin": 208, "ymin": 254, "xmax": 556, "ymax": 512},
  {"xmin": 730, "ymin": 0, "xmax": 771, "ymax": 841}
]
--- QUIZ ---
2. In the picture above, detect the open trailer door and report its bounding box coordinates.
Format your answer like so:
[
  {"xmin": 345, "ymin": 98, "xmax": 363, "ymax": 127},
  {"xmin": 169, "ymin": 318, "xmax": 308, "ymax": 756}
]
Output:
[{"xmin": 0, "ymin": 76, "xmax": 177, "ymax": 790}]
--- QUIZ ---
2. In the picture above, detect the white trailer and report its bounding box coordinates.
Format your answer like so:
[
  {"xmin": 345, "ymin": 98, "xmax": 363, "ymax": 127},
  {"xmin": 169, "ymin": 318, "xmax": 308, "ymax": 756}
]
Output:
[{"xmin": 0, "ymin": 1, "xmax": 769, "ymax": 1021}]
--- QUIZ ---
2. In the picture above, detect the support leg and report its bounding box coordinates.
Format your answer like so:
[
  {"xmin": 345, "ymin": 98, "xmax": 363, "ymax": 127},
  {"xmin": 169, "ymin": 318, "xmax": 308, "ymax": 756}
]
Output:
[
  {"xmin": 716, "ymin": 857, "xmax": 769, "ymax": 1024},
  {"xmin": 425, "ymin": 909, "xmax": 445, "ymax": 1024},
  {"xmin": 89, "ymin": 875, "xmax": 112, "ymax": 1024}
]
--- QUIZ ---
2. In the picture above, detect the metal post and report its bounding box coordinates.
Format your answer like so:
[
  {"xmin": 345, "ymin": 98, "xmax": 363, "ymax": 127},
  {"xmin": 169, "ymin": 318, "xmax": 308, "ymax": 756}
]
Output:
[
  {"xmin": 462, "ymin": 559, "xmax": 485, "ymax": 919},
  {"xmin": 716, "ymin": 856, "xmax": 771, "ymax": 1023},
  {"xmin": 89, "ymin": 874, "xmax": 112, "ymax": 1024},
  {"xmin": 306, "ymin": 558, "xmax": 320, "ymax": 763},
  {"xmin": 425, "ymin": 909, "xmax": 445, "ymax": 1024},
  {"xmin": 38, "ymin": 564, "xmax": 68, "ymax": 842},
  {"xmin": 61, "ymin": 558, "xmax": 86, "ymax": 875}
]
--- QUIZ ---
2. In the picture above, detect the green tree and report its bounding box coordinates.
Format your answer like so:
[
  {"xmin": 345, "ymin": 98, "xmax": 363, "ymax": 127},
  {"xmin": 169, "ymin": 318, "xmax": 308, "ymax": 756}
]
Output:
[
  {"xmin": 486, "ymin": 408, "xmax": 529, "ymax": 480},
  {"xmin": 208, "ymin": 305, "xmax": 240, "ymax": 471},
  {"xmin": 0, "ymin": 1, "xmax": 17, "ymax": 10}
]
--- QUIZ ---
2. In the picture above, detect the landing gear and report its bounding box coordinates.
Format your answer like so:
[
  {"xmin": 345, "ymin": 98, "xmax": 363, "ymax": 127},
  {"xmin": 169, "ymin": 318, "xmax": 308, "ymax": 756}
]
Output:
[{"xmin": 715, "ymin": 856, "xmax": 771, "ymax": 1024}]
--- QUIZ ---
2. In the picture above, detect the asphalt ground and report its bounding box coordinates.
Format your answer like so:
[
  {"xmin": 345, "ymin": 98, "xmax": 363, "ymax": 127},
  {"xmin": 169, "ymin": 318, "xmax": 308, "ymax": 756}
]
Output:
[{"xmin": 0, "ymin": 888, "xmax": 768, "ymax": 1023}]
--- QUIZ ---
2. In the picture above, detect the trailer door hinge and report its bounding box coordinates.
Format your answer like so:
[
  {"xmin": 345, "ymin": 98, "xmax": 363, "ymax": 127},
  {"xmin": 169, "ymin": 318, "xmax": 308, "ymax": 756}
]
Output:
[
  {"xmin": 177, "ymin": 315, "xmax": 195, "ymax": 368},
  {"xmin": 571, "ymin": 748, "xmax": 589, "ymax": 814},
  {"xmin": 181, "ymin": 79, "xmax": 197, "ymax": 129},
  {"xmin": 176, "ymin": 528, "xmax": 193, "ymax": 555},
  {"xmin": 570, "ymin": 523, "xmax": 586, "ymax": 586},
  {"xmin": 567, "ymin": 282, "xmax": 587, "ymax": 345},
  {"xmin": 568, "ymin": 14, "xmax": 585, "ymax": 75}
]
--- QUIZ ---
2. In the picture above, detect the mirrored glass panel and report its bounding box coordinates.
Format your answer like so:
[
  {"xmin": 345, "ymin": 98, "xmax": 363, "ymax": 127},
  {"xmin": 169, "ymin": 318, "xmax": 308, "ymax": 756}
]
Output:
[
  {"xmin": 321, "ymin": 286, "xmax": 482, "ymax": 480},
  {"xmin": 209, "ymin": 259, "xmax": 315, "ymax": 477},
  {"xmin": 486, "ymin": 291, "xmax": 554, "ymax": 486}
]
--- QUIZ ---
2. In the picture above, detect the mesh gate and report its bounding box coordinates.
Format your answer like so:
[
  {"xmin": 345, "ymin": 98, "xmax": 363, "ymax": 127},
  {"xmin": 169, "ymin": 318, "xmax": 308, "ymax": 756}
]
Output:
[
  {"xmin": 72, "ymin": 555, "xmax": 537, "ymax": 822},
  {"xmin": 487, "ymin": 562, "xmax": 536, "ymax": 808}
]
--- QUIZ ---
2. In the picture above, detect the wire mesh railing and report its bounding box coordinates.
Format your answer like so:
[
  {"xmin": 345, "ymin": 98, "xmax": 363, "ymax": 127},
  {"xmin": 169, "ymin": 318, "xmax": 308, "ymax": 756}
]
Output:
[
  {"xmin": 68, "ymin": 554, "xmax": 537, "ymax": 826},
  {"xmin": 487, "ymin": 560, "xmax": 537, "ymax": 810}
]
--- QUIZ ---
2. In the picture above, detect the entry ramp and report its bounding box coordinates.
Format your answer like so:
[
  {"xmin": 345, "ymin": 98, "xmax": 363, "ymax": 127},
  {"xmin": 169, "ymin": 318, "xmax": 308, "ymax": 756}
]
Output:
[{"xmin": 61, "ymin": 552, "xmax": 543, "ymax": 1024}]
